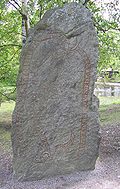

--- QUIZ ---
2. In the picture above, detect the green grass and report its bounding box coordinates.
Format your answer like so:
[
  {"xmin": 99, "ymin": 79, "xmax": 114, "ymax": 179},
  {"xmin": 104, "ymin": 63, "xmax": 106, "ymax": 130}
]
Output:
[
  {"xmin": 0, "ymin": 101, "xmax": 15, "ymax": 152},
  {"xmin": 0, "ymin": 97, "xmax": 120, "ymax": 152},
  {"xmin": 0, "ymin": 97, "xmax": 120, "ymax": 128},
  {"xmin": 0, "ymin": 101, "xmax": 15, "ymax": 128},
  {"xmin": 99, "ymin": 96, "xmax": 120, "ymax": 125},
  {"xmin": 0, "ymin": 128, "xmax": 12, "ymax": 152},
  {"xmin": 99, "ymin": 96, "xmax": 120, "ymax": 106},
  {"xmin": 0, "ymin": 101, "xmax": 15, "ymax": 113}
]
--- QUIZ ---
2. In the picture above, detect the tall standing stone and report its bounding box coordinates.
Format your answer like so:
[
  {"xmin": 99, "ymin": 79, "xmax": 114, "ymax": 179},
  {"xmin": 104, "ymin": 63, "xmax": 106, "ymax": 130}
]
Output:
[{"xmin": 12, "ymin": 2, "xmax": 100, "ymax": 181}]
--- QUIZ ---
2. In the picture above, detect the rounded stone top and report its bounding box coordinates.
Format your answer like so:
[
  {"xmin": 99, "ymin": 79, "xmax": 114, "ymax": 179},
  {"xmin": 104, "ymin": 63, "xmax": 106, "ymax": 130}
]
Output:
[{"xmin": 34, "ymin": 2, "xmax": 93, "ymax": 35}]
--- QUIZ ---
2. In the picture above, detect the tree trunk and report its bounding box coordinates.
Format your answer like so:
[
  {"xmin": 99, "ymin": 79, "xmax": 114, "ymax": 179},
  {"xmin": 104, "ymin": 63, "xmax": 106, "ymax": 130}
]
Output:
[{"xmin": 22, "ymin": 0, "xmax": 30, "ymax": 45}]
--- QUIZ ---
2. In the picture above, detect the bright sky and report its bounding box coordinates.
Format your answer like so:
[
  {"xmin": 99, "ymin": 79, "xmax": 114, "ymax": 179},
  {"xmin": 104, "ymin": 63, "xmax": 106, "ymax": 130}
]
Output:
[
  {"xmin": 95, "ymin": 0, "xmax": 120, "ymax": 20},
  {"xmin": 95, "ymin": 0, "xmax": 120, "ymax": 6}
]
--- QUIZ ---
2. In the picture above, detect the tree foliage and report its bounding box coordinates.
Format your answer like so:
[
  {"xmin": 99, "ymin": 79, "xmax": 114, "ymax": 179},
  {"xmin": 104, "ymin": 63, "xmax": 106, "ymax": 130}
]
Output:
[
  {"xmin": 0, "ymin": 3, "xmax": 21, "ymax": 86},
  {"xmin": 88, "ymin": 0, "xmax": 120, "ymax": 72}
]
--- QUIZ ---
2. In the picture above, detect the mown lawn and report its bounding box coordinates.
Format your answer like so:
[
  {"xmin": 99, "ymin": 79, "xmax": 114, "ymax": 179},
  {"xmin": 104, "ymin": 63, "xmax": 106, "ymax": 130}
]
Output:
[
  {"xmin": 0, "ymin": 101, "xmax": 15, "ymax": 152},
  {"xmin": 99, "ymin": 96, "xmax": 120, "ymax": 125},
  {"xmin": 0, "ymin": 97, "xmax": 120, "ymax": 128},
  {"xmin": 0, "ymin": 101, "xmax": 15, "ymax": 128},
  {"xmin": 0, "ymin": 97, "xmax": 120, "ymax": 151}
]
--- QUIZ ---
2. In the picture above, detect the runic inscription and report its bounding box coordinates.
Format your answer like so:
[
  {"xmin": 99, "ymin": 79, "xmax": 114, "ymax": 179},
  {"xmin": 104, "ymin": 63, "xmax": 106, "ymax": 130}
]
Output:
[{"xmin": 79, "ymin": 55, "xmax": 92, "ymax": 152}]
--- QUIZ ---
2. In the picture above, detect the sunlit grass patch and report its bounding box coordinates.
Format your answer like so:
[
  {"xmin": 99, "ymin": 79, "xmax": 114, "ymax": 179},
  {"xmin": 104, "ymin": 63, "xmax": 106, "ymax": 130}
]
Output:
[
  {"xmin": 0, "ymin": 101, "xmax": 15, "ymax": 127},
  {"xmin": 1, "ymin": 97, "xmax": 120, "ymax": 128},
  {"xmin": 0, "ymin": 101, "xmax": 15, "ymax": 113},
  {"xmin": 0, "ymin": 101, "xmax": 14, "ymax": 152},
  {"xmin": 0, "ymin": 97, "xmax": 119, "ymax": 155},
  {"xmin": 0, "ymin": 128, "xmax": 12, "ymax": 152},
  {"xmin": 99, "ymin": 96, "xmax": 120, "ymax": 106},
  {"xmin": 99, "ymin": 96, "xmax": 120, "ymax": 125}
]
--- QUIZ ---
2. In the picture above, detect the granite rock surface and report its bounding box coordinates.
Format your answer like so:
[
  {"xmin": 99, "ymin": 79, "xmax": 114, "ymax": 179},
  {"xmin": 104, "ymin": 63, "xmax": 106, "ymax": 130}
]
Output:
[{"xmin": 12, "ymin": 2, "xmax": 100, "ymax": 181}]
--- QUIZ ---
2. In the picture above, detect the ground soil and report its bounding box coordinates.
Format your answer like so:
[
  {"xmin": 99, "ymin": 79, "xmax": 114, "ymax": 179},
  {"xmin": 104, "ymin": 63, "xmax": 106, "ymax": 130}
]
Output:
[{"xmin": 0, "ymin": 122, "xmax": 120, "ymax": 189}]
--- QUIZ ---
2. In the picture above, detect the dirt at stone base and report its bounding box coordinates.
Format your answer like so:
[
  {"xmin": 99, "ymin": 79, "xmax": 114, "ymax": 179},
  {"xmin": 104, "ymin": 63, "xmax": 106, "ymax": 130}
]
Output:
[{"xmin": 0, "ymin": 123, "xmax": 120, "ymax": 189}]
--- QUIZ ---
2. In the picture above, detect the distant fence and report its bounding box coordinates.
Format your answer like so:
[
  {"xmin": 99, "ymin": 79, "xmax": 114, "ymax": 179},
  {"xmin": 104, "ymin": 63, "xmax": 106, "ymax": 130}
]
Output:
[{"xmin": 94, "ymin": 82, "xmax": 120, "ymax": 97}]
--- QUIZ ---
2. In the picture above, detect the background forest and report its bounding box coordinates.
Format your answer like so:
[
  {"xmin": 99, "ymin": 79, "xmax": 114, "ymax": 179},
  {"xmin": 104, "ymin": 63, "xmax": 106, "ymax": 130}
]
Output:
[{"xmin": 0, "ymin": 0, "xmax": 120, "ymax": 102}]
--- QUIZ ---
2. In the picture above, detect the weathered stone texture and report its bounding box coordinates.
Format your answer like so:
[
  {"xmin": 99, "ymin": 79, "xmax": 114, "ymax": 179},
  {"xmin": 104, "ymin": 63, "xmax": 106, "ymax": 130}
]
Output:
[{"xmin": 12, "ymin": 2, "xmax": 100, "ymax": 181}]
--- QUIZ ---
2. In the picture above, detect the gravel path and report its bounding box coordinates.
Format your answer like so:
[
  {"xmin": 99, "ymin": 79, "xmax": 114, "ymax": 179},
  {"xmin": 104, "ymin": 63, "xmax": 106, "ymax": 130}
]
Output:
[{"xmin": 0, "ymin": 123, "xmax": 120, "ymax": 189}]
